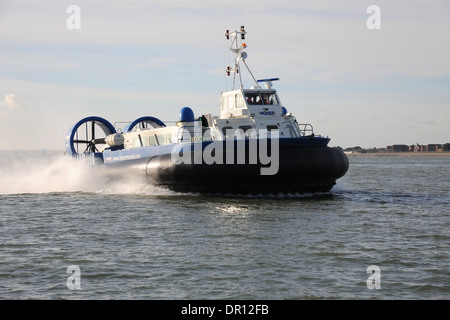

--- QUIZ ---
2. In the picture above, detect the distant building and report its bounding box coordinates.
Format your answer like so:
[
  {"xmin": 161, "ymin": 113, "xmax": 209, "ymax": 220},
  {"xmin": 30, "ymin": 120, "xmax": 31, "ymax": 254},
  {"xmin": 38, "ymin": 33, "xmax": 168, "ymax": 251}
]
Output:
[
  {"xmin": 386, "ymin": 145, "xmax": 409, "ymax": 152},
  {"xmin": 345, "ymin": 143, "xmax": 449, "ymax": 154},
  {"xmin": 365, "ymin": 147, "xmax": 386, "ymax": 154},
  {"xmin": 411, "ymin": 144, "xmax": 425, "ymax": 152},
  {"xmin": 444, "ymin": 143, "xmax": 450, "ymax": 151},
  {"xmin": 427, "ymin": 144, "xmax": 443, "ymax": 152},
  {"xmin": 343, "ymin": 146, "xmax": 365, "ymax": 154},
  {"xmin": 385, "ymin": 143, "xmax": 447, "ymax": 153}
]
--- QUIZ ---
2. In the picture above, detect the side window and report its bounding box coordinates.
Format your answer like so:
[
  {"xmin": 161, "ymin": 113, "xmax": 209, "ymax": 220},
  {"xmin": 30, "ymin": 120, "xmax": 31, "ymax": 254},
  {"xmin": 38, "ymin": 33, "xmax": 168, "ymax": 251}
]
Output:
[
  {"xmin": 236, "ymin": 94, "xmax": 245, "ymax": 109},
  {"xmin": 141, "ymin": 136, "xmax": 149, "ymax": 147},
  {"xmin": 266, "ymin": 125, "xmax": 279, "ymax": 138},
  {"xmin": 239, "ymin": 125, "xmax": 255, "ymax": 139},
  {"xmin": 245, "ymin": 93, "xmax": 262, "ymax": 105},
  {"xmin": 221, "ymin": 96, "xmax": 227, "ymax": 111},
  {"xmin": 222, "ymin": 126, "xmax": 234, "ymax": 139},
  {"xmin": 261, "ymin": 93, "xmax": 279, "ymax": 105},
  {"xmin": 239, "ymin": 125, "xmax": 252, "ymax": 131},
  {"xmin": 245, "ymin": 93, "xmax": 254, "ymax": 105},
  {"xmin": 157, "ymin": 134, "xmax": 165, "ymax": 145},
  {"xmin": 149, "ymin": 135, "xmax": 157, "ymax": 146},
  {"xmin": 227, "ymin": 95, "xmax": 234, "ymax": 110},
  {"xmin": 268, "ymin": 93, "xmax": 278, "ymax": 105}
]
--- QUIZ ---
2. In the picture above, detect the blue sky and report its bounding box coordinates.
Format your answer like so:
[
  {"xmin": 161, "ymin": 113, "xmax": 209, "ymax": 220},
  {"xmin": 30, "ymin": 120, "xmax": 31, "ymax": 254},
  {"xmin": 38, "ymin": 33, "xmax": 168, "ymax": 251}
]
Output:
[{"xmin": 1, "ymin": 0, "xmax": 449, "ymax": 150}]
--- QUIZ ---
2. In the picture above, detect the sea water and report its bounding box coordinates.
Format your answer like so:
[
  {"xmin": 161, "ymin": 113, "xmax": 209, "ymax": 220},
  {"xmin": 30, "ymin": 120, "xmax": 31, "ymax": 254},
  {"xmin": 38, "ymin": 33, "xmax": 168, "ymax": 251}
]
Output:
[{"xmin": 0, "ymin": 150, "xmax": 448, "ymax": 299}]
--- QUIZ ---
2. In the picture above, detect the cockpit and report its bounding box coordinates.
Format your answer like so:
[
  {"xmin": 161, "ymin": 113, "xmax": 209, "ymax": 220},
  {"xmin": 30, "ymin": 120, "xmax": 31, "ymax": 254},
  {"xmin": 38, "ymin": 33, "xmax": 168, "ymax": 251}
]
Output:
[
  {"xmin": 245, "ymin": 92, "xmax": 279, "ymax": 105},
  {"xmin": 219, "ymin": 89, "xmax": 282, "ymax": 119}
]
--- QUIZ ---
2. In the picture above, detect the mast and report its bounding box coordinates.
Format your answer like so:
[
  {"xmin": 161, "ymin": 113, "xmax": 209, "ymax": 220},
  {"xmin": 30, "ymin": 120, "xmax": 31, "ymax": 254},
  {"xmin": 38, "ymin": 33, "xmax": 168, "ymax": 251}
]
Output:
[{"xmin": 225, "ymin": 26, "xmax": 259, "ymax": 90}]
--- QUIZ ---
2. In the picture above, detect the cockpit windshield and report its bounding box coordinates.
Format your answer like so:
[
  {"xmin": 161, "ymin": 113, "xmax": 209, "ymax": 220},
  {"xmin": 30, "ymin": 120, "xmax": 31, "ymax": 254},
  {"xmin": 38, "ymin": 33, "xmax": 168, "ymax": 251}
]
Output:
[{"xmin": 245, "ymin": 92, "xmax": 279, "ymax": 105}]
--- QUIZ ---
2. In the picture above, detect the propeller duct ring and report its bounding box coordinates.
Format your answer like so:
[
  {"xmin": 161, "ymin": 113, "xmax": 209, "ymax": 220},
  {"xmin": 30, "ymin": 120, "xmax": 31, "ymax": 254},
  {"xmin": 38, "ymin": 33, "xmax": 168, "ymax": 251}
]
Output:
[{"xmin": 65, "ymin": 116, "xmax": 116, "ymax": 155}]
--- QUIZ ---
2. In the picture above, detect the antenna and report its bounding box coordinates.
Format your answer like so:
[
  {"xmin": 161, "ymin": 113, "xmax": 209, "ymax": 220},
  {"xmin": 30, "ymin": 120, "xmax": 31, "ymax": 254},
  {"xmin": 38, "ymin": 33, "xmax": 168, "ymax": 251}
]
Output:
[{"xmin": 224, "ymin": 26, "xmax": 258, "ymax": 90}]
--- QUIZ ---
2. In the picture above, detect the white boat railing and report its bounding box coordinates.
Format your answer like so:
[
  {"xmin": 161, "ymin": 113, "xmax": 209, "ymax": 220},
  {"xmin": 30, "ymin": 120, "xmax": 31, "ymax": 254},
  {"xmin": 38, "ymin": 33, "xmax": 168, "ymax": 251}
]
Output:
[{"xmin": 298, "ymin": 124, "xmax": 314, "ymax": 137}]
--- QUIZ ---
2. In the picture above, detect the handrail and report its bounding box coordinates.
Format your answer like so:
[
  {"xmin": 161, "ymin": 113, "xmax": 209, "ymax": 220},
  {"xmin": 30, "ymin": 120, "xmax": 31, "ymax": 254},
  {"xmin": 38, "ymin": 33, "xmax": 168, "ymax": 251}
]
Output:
[
  {"xmin": 177, "ymin": 123, "xmax": 315, "ymax": 141},
  {"xmin": 297, "ymin": 124, "xmax": 314, "ymax": 137}
]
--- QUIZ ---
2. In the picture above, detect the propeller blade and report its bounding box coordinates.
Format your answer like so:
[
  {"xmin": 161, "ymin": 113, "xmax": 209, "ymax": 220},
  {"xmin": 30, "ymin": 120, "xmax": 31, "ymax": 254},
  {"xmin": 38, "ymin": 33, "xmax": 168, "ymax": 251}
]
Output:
[
  {"xmin": 83, "ymin": 144, "xmax": 91, "ymax": 153},
  {"xmin": 91, "ymin": 121, "xmax": 95, "ymax": 140}
]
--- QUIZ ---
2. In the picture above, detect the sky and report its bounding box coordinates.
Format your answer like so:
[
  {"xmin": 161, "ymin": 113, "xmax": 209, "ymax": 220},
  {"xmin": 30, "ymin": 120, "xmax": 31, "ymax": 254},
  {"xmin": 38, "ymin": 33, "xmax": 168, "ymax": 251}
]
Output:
[{"xmin": 0, "ymin": 0, "xmax": 449, "ymax": 150}]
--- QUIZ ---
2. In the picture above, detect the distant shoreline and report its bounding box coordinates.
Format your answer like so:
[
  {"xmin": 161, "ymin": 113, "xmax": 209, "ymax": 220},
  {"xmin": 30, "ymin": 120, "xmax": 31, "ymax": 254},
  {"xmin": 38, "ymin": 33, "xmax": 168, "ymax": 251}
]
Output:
[{"xmin": 345, "ymin": 152, "xmax": 450, "ymax": 157}]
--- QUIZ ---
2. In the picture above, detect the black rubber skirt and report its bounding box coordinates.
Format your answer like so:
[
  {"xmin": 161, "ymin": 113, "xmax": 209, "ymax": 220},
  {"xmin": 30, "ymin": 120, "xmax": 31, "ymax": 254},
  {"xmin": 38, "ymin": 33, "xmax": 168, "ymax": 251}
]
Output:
[{"xmin": 144, "ymin": 138, "xmax": 349, "ymax": 194}]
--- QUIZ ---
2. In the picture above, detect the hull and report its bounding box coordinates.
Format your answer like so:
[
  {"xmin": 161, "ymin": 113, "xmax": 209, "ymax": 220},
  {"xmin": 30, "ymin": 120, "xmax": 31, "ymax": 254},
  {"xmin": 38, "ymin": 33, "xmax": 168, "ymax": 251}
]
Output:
[{"xmin": 144, "ymin": 138, "xmax": 349, "ymax": 194}]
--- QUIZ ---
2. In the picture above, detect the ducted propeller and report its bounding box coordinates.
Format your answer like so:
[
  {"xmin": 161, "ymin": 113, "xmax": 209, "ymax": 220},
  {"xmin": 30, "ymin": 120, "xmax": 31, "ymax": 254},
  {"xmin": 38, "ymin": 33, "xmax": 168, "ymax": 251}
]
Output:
[{"xmin": 65, "ymin": 116, "xmax": 116, "ymax": 155}]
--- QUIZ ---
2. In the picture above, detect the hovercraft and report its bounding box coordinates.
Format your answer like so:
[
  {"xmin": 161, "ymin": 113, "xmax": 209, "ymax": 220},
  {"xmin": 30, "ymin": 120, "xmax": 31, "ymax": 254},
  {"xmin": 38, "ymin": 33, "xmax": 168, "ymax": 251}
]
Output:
[{"xmin": 65, "ymin": 26, "xmax": 348, "ymax": 194}]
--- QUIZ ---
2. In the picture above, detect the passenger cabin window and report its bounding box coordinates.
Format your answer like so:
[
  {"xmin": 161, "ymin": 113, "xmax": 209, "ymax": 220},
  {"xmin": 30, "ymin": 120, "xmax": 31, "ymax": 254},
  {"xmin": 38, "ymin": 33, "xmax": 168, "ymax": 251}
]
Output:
[
  {"xmin": 157, "ymin": 134, "xmax": 165, "ymax": 145},
  {"xmin": 149, "ymin": 135, "xmax": 157, "ymax": 146},
  {"xmin": 133, "ymin": 138, "xmax": 141, "ymax": 148},
  {"xmin": 141, "ymin": 136, "xmax": 149, "ymax": 147}
]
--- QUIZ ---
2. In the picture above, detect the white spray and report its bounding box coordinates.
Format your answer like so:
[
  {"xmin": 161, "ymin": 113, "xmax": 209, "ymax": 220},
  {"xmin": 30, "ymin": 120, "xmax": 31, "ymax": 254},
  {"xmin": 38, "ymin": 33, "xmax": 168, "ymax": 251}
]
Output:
[{"xmin": 0, "ymin": 150, "xmax": 171, "ymax": 195}]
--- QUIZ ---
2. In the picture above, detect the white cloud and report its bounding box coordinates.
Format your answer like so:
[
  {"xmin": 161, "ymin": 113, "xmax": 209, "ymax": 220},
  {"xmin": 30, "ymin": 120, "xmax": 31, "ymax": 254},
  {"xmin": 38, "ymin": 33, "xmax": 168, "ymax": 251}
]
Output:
[{"xmin": 0, "ymin": 94, "xmax": 28, "ymax": 111}]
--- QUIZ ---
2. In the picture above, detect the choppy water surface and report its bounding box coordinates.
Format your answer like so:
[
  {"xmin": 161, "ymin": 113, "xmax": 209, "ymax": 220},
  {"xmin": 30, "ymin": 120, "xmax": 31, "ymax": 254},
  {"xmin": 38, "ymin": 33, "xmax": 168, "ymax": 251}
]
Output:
[{"xmin": 0, "ymin": 151, "xmax": 448, "ymax": 299}]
